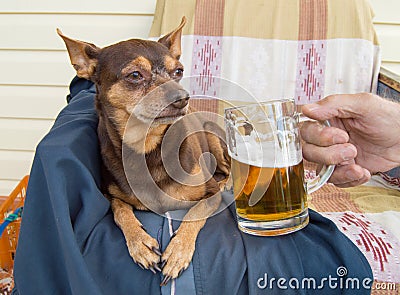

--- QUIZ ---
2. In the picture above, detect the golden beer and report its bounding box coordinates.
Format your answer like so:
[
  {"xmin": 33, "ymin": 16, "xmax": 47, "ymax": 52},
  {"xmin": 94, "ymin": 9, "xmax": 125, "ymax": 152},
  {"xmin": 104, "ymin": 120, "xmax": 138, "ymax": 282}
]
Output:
[
  {"xmin": 225, "ymin": 99, "xmax": 333, "ymax": 236},
  {"xmin": 232, "ymin": 158, "xmax": 307, "ymax": 223}
]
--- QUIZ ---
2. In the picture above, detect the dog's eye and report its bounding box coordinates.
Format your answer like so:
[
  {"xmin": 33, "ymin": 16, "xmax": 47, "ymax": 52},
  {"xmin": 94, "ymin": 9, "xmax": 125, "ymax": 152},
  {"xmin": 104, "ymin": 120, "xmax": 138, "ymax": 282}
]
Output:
[
  {"xmin": 172, "ymin": 68, "xmax": 184, "ymax": 79},
  {"xmin": 129, "ymin": 71, "xmax": 143, "ymax": 81}
]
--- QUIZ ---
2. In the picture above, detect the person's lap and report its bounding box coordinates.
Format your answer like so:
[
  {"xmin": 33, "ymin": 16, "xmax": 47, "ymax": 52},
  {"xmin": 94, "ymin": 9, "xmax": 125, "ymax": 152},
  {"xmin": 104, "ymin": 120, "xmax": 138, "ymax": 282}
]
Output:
[{"xmin": 12, "ymin": 77, "xmax": 373, "ymax": 295}]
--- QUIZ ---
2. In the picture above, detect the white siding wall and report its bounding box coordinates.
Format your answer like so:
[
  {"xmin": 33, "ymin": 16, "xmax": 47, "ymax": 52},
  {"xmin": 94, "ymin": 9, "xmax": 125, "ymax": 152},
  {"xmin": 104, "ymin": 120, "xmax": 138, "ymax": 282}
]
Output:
[
  {"xmin": 370, "ymin": 0, "xmax": 400, "ymax": 74},
  {"xmin": 0, "ymin": 0, "xmax": 157, "ymax": 195},
  {"xmin": 1, "ymin": 0, "xmax": 400, "ymax": 195}
]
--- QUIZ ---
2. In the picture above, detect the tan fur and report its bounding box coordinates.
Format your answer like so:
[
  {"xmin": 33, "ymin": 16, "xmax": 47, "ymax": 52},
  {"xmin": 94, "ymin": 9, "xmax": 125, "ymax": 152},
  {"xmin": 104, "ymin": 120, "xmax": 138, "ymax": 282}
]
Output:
[
  {"xmin": 108, "ymin": 183, "xmax": 148, "ymax": 211},
  {"xmin": 121, "ymin": 56, "xmax": 153, "ymax": 77},
  {"xmin": 58, "ymin": 16, "xmax": 231, "ymax": 285},
  {"xmin": 164, "ymin": 171, "xmax": 206, "ymax": 202},
  {"xmin": 164, "ymin": 55, "xmax": 182, "ymax": 72},
  {"xmin": 111, "ymin": 198, "xmax": 160, "ymax": 268}
]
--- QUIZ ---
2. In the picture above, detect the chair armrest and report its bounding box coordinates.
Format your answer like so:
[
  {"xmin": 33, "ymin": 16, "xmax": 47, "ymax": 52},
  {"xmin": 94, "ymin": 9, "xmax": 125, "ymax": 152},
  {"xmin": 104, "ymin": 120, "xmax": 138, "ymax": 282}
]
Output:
[{"xmin": 378, "ymin": 67, "xmax": 400, "ymax": 102}]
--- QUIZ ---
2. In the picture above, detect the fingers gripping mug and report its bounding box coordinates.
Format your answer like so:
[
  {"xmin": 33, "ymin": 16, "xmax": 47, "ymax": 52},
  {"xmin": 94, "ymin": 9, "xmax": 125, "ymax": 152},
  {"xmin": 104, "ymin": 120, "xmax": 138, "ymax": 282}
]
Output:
[{"xmin": 224, "ymin": 99, "xmax": 334, "ymax": 236}]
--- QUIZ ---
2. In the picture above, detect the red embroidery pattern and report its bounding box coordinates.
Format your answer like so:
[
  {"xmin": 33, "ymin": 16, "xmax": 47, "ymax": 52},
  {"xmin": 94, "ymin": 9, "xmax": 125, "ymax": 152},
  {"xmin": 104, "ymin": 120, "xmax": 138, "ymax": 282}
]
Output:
[
  {"xmin": 190, "ymin": 37, "xmax": 222, "ymax": 97},
  {"xmin": 377, "ymin": 172, "xmax": 400, "ymax": 188},
  {"xmin": 296, "ymin": 41, "xmax": 326, "ymax": 105},
  {"xmin": 322, "ymin": 212, "xmax": 400, "ymax": 283}
]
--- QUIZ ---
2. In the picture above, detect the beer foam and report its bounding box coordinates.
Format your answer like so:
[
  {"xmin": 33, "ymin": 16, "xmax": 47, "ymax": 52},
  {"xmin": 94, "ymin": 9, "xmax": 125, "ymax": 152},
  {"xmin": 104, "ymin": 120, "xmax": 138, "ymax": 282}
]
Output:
[{"xmin": 229, "ymin": 135, "xmax": 302, "ymax": 168}]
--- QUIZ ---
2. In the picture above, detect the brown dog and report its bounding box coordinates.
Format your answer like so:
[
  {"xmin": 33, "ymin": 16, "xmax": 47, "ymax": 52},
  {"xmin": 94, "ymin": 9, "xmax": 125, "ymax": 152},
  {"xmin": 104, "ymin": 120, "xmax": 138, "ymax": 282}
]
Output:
[{"xmin": 57, "ymin": 17, "xmax": 230, "ymax": 285}]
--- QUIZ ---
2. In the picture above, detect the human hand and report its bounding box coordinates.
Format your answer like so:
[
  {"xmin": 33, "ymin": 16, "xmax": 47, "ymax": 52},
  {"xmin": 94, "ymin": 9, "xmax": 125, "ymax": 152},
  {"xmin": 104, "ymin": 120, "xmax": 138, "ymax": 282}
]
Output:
[{"xmin": 300, "ymin": 93, "xmax": 400, "ymax": 187}]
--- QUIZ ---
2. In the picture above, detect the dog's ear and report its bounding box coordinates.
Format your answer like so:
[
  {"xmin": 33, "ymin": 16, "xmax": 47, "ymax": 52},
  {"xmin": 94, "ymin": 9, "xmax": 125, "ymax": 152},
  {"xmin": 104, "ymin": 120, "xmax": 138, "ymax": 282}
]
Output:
[
  {"xmin": 158, "ymin": 16, "xmax": 186, "ymax": 60},
  {"xmin": 57, "ymin": 29, "xmax": 100, "ymax": 81}
]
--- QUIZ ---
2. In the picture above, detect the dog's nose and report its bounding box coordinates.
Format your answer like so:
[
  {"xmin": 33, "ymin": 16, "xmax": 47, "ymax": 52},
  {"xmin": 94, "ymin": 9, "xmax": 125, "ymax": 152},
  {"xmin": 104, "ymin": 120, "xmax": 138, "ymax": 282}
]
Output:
[
  {"xmin": 172, "ymin": 96, "xmax": 189, "ymax": 109},
  {"xmin": 170, "ymin": 90, "xmax": 190, "ymax": 109}
]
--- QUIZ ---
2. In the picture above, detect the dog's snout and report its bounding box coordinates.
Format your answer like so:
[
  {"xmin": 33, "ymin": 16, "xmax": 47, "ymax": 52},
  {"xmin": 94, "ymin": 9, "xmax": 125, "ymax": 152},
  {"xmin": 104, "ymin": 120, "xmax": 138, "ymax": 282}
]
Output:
[{"xmin": 170, "ymin": 89, "xmax": 190, "ymax": 109}]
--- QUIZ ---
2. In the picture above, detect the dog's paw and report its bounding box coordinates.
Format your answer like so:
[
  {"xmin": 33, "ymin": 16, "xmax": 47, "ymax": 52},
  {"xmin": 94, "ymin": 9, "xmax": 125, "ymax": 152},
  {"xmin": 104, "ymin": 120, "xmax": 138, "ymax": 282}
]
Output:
[
  {"xmin": 160, "ymin": 233, "xmax": 195, "ymax": 285},
  {"xmin": 126, "ymin": 230, "xmax": 162, "ymax": 274}
]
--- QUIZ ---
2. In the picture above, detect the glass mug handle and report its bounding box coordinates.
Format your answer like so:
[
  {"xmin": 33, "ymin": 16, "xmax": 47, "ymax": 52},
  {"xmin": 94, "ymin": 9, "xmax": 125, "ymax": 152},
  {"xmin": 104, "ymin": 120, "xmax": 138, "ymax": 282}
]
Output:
[{"xmin": 304, "ymin": 120, "xmax": 335, "ymax": 194}]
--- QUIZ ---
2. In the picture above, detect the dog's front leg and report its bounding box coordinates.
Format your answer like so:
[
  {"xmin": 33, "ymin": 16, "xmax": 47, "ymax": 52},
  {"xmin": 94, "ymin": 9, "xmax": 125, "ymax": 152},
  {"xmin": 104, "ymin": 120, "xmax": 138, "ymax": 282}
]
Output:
[
  {"xmin": 111, "ymin": 198, "xmax": 162, "ymax": 273},
  {"xmin": 160, "ymin": 192, "xmax": 221, "ymax": 285}
]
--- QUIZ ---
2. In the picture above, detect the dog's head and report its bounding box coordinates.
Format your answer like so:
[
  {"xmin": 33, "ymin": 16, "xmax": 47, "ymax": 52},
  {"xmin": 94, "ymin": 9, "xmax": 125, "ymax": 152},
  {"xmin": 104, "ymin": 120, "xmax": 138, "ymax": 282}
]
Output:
[{"xmin": 58, "ymin": 17, "xmax": 189, "ymax": 131}]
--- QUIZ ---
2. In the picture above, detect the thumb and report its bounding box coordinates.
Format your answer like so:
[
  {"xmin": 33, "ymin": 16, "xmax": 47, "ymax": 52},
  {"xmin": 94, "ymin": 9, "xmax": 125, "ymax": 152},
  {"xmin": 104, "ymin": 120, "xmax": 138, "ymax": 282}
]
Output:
[{"xmin": 301, "ymin": 94, "xmax": 370, "ymax": 121}]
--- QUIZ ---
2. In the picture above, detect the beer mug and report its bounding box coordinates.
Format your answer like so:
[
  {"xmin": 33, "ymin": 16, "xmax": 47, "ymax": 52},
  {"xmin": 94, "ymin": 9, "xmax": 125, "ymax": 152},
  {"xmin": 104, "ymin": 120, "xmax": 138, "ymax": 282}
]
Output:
[{"xmin": 224, "ymin": 99, "xmax": 334, "ymax": 236}]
